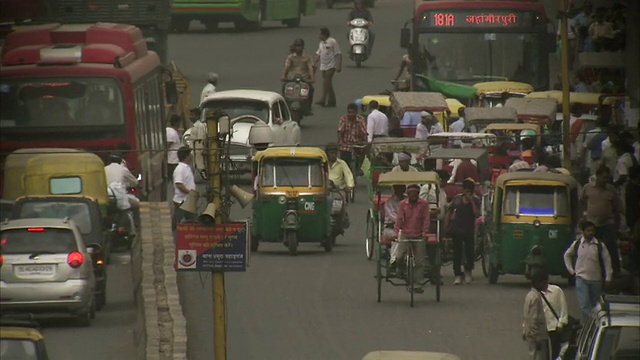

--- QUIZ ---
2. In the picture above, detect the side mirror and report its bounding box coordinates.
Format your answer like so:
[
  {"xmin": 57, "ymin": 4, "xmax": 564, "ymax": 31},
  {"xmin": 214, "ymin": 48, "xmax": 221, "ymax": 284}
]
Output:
[
  {"xmin": 165, "ymin": 80, "xmax": 178, "ymax": 105},
  {"xmin": 86, "ymin": 243, "xmax": 103, "ymax": 255},
  {"xmin": 400, "ymin": 28, "xmax": 411, "ymax": 49}
]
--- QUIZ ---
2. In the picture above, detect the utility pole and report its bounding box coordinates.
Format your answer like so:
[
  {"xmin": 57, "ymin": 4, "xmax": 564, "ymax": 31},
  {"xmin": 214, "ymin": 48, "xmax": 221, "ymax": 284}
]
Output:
[
  {"xmin": 559, "ymin": 0, "xmax": 571, "ymax": 170},
  {"xmin": 205, "ymin": 112, "xmax": 226, "ymax": 360}
]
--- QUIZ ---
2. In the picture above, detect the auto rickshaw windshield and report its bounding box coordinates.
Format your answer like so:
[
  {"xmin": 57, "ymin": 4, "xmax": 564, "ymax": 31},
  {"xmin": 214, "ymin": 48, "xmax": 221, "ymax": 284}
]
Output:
[
  {"xmin": 17, "ymin": 201, "xmax": 92, "ymax": 234},
  {"xmin": 503, "ymin": 185, "xmax": 570, "ymax": 217},
  {"xmin": 261, "ymin": 158, "xmax": 324, "ymax": 187}
]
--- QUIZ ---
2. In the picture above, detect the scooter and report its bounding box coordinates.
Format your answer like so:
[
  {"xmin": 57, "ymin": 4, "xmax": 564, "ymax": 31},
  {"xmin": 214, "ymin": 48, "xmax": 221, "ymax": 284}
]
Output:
[
  {"xmin": 329, "ymin": 183, "xmax": 350, "ymax": 245},
  {"xmin": 282, "ymin": 74, "xmax": 311, "ymax": 124},
  {"xmin": 348, "ymin": 18, "xmax": 369, "ymax": 68}
]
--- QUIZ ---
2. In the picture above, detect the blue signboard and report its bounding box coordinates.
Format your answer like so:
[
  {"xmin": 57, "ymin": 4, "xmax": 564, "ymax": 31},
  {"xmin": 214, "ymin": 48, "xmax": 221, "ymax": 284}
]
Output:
[{"xmin": 175, "ymin": 222, "xmax": 249, "ymax": 272}]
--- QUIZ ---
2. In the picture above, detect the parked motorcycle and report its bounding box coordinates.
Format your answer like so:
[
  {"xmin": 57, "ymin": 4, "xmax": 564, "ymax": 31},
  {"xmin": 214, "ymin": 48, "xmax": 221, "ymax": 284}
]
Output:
[
  {"xmin": 348, "ymin": 18, "xmax": 370, "ymax": 67},
  {"xmin": 283, "ymin": 74, "xmax": 311, "ymax": 124}
]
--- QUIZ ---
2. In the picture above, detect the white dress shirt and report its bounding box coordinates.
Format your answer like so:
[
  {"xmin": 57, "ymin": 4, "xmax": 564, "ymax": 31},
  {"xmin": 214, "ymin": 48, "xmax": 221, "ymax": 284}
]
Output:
[
  {"xmin": 105, "ymin": 163, "xmax": 138, "ymax": 188},
  {"xmin": 173, "ymin": 162, "xmax": 196, "ymax": 203},
  {"xmin": 419, "ymin": 184, "xmax": 448, "ymax": 220},
  {"xmin": 366, "ymin": 109, "xmax": 389, "ymax": 142},
  {"xmin": 200, "ymin": 83, "xmax": 216, "ymax": 105},
  {"xmin": 166, "ymin": 127, "xmax": 181, "ymax": 165},
  {"xmin": 415, "ymin": 122, "xmax": 444, "ymax": 139},
  {"xmin": 448, "ymin": 117, "xmax": 466, "ymax": 146},
  {"xmin": 316, "ymin": 37, "xmax": 342, "ymax": 71},
  {"xmin": 540, "ymin": 284, "xmax": 568, "ymax": 332}
]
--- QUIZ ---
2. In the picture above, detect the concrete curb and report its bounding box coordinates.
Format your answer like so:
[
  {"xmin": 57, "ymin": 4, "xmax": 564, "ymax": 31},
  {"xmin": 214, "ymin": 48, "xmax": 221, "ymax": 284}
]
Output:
[{"xmin": 140, "ymin": 202, "xmax": 188, "ymax": 360}]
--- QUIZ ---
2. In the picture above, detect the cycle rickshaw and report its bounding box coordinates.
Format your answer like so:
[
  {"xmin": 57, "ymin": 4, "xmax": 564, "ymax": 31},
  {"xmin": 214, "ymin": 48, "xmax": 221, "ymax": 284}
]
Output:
[
  {"xmin": 389, "ymin": 92, "xmax": 449, "ymax": 136},
  {"xmin": 364, "ymin": 137, "xmax": 429, "ymax": 260},
  {"xmin": 371, "ymin": 171, "xmax": 442, "ymax": 307}
]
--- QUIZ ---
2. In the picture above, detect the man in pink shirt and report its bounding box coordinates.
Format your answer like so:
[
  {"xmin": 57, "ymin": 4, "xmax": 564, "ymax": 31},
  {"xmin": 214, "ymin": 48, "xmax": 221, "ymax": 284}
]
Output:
[{"xmin": 394, "ymin": 184, "xmax": 431, "ymax": 293}]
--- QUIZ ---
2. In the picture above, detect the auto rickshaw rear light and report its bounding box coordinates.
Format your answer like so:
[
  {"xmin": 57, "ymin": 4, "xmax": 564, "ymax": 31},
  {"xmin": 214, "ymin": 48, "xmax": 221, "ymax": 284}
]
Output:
[
  {"xmin": 118, "ymin": 226, "xmax": 127, "ymax": 233},
  {"xmin": 27, "ymin": 228, "xmax": 45, "ymax": 232},
  {"xmin": 67, "ymin": 251, "xmax": 84, "ymax": 268},
  {"xmin": 285, "ymin": 87, "xmax": 293, "ymax": 95},
  {"xmin": 96, "ymin": 259, "xmax": 104, "ymax": 266}
]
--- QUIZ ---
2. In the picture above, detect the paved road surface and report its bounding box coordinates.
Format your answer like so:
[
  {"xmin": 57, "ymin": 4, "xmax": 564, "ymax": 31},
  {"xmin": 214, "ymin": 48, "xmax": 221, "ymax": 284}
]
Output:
[
  {"xmin": 171, "ymin": 1, "xmax": 582, "ymax": 359},
  {"xmin": 42, "ymin": 252, "xmax": 136, "ymax": 360}
]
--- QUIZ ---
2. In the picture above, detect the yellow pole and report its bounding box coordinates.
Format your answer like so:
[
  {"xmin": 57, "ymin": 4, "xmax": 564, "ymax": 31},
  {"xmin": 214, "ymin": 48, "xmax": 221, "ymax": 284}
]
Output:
[
  {"xmin": 206, "ymin": 113, "xmax": 226, "ymax": 360},
  {"xmin": 559, "ymin": 0, "xmax": 571, "ymax": 170}
]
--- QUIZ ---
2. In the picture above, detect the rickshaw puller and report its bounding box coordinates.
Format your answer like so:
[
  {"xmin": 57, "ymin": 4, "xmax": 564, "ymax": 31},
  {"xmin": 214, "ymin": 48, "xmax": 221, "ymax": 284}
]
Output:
[{"xmin": 394, "ymin": 184, "xmax": 431, "ymax": 294}]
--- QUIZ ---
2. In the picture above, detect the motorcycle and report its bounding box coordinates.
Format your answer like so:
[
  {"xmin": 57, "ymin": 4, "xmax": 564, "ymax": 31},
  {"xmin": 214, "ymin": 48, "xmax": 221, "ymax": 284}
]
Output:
[
  {"xmin": 348, "ymin": 18, "xmax": 370, "ymax": 68},
  {"xmin": 283, "ymin": 74, "xmax": 311, "ymax": 124},
  {"xmin": 107, "ymin": 185, "xmax": 138, "ymax": 250}
]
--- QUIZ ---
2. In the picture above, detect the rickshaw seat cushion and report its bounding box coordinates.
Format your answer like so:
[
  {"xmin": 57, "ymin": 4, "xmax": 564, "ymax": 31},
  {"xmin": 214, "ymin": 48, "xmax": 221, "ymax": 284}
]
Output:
[
  {"xmin": 491, "ymin": 168, "xmax": 508, "ymax": 184},
  {"xmin": 489, "ymin": 156, "xmax": 510, "ymax": 166},
  {"xmin": 400, "ymin": 126, "xmax": 416, "ymax": 137}
]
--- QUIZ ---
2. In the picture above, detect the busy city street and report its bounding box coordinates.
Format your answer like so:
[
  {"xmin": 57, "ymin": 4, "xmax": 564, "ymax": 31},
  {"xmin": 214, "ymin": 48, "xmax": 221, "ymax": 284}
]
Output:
[{"xmin": 171, "ymin": 1, "xmax": 584, "ymax": 359}]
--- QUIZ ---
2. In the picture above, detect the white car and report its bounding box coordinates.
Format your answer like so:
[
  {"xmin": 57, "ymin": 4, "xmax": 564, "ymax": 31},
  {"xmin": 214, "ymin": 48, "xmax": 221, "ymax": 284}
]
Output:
[{"xmin": 188, "ymin": 90, "xmax": 301, "ymax": 173}]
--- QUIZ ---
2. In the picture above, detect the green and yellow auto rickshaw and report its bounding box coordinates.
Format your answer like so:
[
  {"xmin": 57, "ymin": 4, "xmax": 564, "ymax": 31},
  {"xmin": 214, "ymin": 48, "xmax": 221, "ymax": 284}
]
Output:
[
  {"xmin": 251, "ymin": 147, "xmax": 334, "ymax": 255},
  {"xmin": 487, "ymin": 172, "xmax": 579, "ymax": 284}
]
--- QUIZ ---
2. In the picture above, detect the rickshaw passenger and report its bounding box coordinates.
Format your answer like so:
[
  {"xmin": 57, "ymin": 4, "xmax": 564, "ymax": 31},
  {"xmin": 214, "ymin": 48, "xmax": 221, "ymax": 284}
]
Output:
[
  {"xmin": 394, "ymin": 184, "xmax": 430, "ymax": 294},
  {"xmin": 391, "ymin": 152, "xmax": 418, "ymax": 172},
  {"xmin": 385, "ymin": 185, "xmax": 407, "ymax": 275},
  {"xmin": 419, "ymin": 170, "xmax": 449, "ymax": 220},
  {"xmin": 415, "ymin": 111, "xmax": 444, "ymax": 139},
  {"xmin": 325, "ymin": 143, "xmax": 354, "ymax": 191},
  {"xmin": 401, "ymin": 111, "xmax": 421, "ymax": 127}
]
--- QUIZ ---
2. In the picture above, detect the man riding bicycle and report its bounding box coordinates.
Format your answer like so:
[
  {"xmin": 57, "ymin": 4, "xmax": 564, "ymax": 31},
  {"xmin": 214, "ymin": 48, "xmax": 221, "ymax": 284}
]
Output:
[{"xmin": 337, "ymin": 103, "xmax": 368, "ymax": 176}]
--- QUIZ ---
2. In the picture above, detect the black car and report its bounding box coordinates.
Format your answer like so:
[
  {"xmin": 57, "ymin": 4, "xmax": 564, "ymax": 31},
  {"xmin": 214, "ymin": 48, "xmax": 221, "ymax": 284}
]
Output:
[{"xmin": 11, "ymin": 196, "xmax": 110, "ymax": 310}]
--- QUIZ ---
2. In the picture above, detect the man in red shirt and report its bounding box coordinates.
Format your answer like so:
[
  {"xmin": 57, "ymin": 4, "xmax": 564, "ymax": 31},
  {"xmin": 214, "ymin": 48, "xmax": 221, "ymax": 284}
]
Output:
[
  {"xmin": 451, "ymin": 158, "xmax": 479, "ymax": 184},
  {"xmin": 394, "ymin": 184, "xmax": 431, "ymax": 293}
]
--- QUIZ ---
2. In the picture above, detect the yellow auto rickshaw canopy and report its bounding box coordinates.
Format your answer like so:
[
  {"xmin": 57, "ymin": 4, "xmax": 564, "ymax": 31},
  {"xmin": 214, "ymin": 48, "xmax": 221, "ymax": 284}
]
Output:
[
  {"xmin": 391, "ymin": 92, "xmax": 449, "ymax": 112},
  {"xmin": 445, "ymin": 98, "xmax": 465, "ymax": 117},
  {"xmin": 2, "ymin": 148, "xmax": 83, "ymax": 201},
  {"xmin": 362, "ymin": 351, "xmax": 461, "ymax": 360},
  {"xmin": 253, "ymin": 146, "xmax": 328, "ymax": 162},
  {"xmin": 22, "ymin": 152, "xmax": 108, "ymax": 206},
  {"xmin": 377, "ymin": 171, "xmax": 440, "ymax": 187},
  {"xmin": 361, "ymin": 94, "xmax": 391, "ymax": 107},
  {"xmin": 473, "ymin": 81, "xmax": 534, "ymax": 96},
  {"xmin": 495, "ymin": 172, "xmax": 578, "ymax": 189}
]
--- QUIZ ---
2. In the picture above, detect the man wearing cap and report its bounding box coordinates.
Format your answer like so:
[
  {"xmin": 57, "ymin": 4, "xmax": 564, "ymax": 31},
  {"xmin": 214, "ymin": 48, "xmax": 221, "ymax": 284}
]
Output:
[
  {"xmin": 392, "ymin": 152, "xmax": 418, "ymax": 172},
  {"xmin": 394, "ymin": 183, "xmax": 431, "ymax": 293},
  {"xmin": 366, "ymin": 100, "xmax": 389, "ymax": 142},
  {"xmin": 415, "ymin": 111, "xmax": 444, "ymax": 139},
  {"xmin": 200, "ymin": 72, "xmax": 218, "ymax": 105},
  {"xmin": 326, "ymin": 143, "xmax": 354, "ymax": 191}
]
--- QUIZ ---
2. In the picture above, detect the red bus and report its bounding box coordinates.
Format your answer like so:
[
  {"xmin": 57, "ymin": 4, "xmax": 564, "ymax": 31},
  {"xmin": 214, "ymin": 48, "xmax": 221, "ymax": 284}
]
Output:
[
  {"xmin": 402, "ymin": 0, "xmax": 554, "ymax": 90},
  {"xmin": 0, "ymin": 23, "xmax": 172, "ymax": 200}
]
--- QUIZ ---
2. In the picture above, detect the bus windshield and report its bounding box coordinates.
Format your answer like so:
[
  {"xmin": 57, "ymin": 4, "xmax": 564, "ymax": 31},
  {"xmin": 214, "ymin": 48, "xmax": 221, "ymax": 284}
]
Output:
[
  {"xmin": 418, "ymin": 32, "xmax": 547, "ymax": 89},
  {"xmin": 0, "ymin": 77, "xmax": 125, "ymax": 129}
]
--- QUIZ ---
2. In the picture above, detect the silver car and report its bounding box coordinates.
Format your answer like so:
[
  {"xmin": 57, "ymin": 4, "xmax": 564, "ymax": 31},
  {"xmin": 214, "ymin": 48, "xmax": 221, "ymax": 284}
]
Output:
[{"xmin": 0, "ymin": 218, "xmax": 97, "ymax": 326}]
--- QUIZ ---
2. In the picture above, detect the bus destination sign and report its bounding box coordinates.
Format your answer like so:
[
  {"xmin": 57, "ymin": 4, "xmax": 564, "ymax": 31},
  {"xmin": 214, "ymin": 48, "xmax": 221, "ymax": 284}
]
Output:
[{"xmin": 421, "ymin": 10, "xmax": 540, "ymax": 29}]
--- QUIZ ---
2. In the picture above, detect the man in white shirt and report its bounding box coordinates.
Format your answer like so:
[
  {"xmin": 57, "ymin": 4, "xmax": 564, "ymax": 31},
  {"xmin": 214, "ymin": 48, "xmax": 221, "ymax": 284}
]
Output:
[
  {"xmin": 200, "ymin": 72, "xmax": 218, "ymax": 105},
  {"xmin": 448, "ymin": 108, "xmax": 466, "ymax": 147},
  {"xmin": 419, "ymin": 170, "xmax": 449, "ymax": 221},
  {"xmin": 105, "ymin": 152, "xmax": 138, "ymax": 188},
  {"xmin": 538, "ymin": 276, "xmax": 569, "ymax": 360},
  {"xmin": 166, "ymin": 114, "xmax": 182, "ymax": 180},
  {"xmin": 391, "ymin": 152, "xmax": 418, "ymax": 172},
  {"xmin": 415, "ymin": 111, "xmax": 444, "ymax": 139},
  {"xmin": 314, "ymin": 27, "xmax": 342, "ymax": 108},
  {"xmin": 366, "ymin": 100, "xmax": 389, "ymax": 142},
  {"xmin": 400, "ymin": 111, "xmax": 421, "ymax": 127},
  {"xmin": 172, "ymin": 146, "xmax": 197, "ymax": 230}
]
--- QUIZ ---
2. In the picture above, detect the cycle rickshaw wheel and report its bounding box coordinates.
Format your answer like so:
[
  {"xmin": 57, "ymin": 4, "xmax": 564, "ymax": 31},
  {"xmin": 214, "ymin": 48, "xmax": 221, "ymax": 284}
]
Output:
[
  {"xmin": 376, "ymin": 241, "xmax": 382, "ymax": 302},
  {"xmin": 365, "ymin": 213, "xmax": 375, "ymax": 260},
  {"xmin": 407, "ymin": 256, "xmax": 415, "ymax": 307}
]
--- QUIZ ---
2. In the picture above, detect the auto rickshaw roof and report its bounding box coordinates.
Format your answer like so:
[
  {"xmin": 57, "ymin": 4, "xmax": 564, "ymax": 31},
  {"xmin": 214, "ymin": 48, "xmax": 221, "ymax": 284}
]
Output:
[
  {"xmin": 473, "ymin": 81, "xmax": 534, "ymax": 95},
  {"xmin": 253, "ymin": 146, "xmax": 328, "ymax": 161},
  {"xmin": 377, "ymin": 171, "xmax": 440, "ymax": 186},
  {"xmin": 426, "ymin": 147, "xmax": 488, "ymax": 161},
  {"xmin": 370, "ymin": 138, "xmax": 429, "ymax": 157},
  {"xmin": 25, "ymin": 152, "xmax": 105, "ymax": 170},
  {"xmin": 495, "ymin": 171, "xmax": 578, "ymax": 189},
  {"xmin": 390, "ymin": 92, "xmax": 449, "ymax": 112},
  {"xmin": 464, "ymin": 107, "xmax": 518, "ymax": 123},
  {"xmin": 445, "ymin": 98, "xmax": 465, "ymax": 113},
  {"xmin": 578, "ymin": 51, "xmax": 625, "ymax": 69},
  {"xmin": 362, "ymin": 350, "xmax": 461, "ymax": 360},
  {"xmin": 485, "ymin": 123, "xmax": 540, "ymax": 133},
  {"xmin": 504, "ymin": 98, "xmax": 557, "ymax": 120},
  {"xmin": 426, "ymin": 132, "xmax": 496, "ymax": 145},
  {"xmin": 5, "ymin": 148, "xmax": 83, "ymax": 167},
  {"xmin": 361, "ymin": 94, "xmax": 391, "ymax": 107}
]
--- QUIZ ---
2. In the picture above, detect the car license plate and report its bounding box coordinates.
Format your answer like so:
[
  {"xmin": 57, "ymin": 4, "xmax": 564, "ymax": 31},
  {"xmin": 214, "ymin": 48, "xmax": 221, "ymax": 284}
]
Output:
[
  {"xmin": 15, "ymin": 264, "xmax": 55, "ymax": 277},
  {"xmin": 300, "ymin": 88, "xmax": 309, "ymax": 96}
]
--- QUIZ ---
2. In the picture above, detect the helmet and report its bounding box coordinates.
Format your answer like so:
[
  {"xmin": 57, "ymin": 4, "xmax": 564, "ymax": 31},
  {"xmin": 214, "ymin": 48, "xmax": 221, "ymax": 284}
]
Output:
[
  {"xmin": 293, "ymin": 38, "xmax": 304, "ymax": 47},
  {"xmin": 520, "ymin": 129, "xmax": 537, "ymax": 139},
  {"xmin": 109, "ymin": 151, "xmax": 124, "ymax": 164}
]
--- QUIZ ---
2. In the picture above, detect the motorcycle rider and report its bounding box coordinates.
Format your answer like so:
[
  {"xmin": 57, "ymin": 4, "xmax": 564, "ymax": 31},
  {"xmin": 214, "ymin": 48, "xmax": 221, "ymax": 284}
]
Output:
[
  {"xmin": 104, "ymin": 152, "xmax": 138, "ymax": 236},
  {"xmin": 326, "ymin": 142, "xmax": 353, "ymax": 226},
  {"xmin": 347, "ymin": 0, "xmax": 375, "ymax": 58},
  {"xmin": 281, "ymin": 38, "xmax": 315, "ymax": 114}
]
